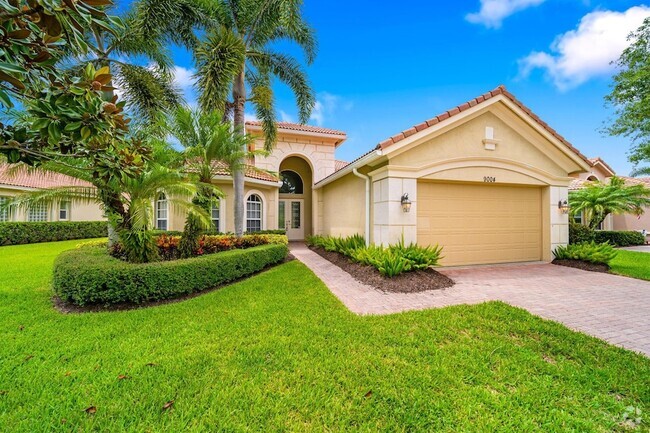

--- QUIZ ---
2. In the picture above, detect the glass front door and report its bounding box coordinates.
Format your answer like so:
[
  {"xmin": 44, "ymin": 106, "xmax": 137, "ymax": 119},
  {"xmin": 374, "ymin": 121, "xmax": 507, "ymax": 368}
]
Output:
[{"xmin": 279, "ymin": 199, "xmax": 304, "ymax": 240}]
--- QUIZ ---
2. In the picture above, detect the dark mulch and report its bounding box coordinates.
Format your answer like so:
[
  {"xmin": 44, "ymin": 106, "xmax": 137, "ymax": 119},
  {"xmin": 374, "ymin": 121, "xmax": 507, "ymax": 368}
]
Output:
[
  {"xmin": 53, "ymin": 254, "xmax": 296, "ymax": 314},
  {"xmin": 309, "ymin": 246, "xmax": 454, "ymax": 293},
  {"xmin": 552, "ymin": 259, "xmax": 610, "ymax": 274}
]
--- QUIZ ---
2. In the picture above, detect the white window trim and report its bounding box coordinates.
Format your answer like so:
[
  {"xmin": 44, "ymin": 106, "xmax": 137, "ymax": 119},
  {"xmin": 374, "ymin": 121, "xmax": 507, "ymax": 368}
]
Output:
[
  {"xmin": 59, "ymin": 201, "xmax": 70, "ymax": 221},
  {"xmin": 211, "ymin": 198, "xmax": 226, "ymax": 232},
  {"xmin": 244, "ymin": 191, "xmax": 266, "ymax": 232},
  {"xmin": 155, "ymin": 193, "xmax": 168, "ymax": 231}
]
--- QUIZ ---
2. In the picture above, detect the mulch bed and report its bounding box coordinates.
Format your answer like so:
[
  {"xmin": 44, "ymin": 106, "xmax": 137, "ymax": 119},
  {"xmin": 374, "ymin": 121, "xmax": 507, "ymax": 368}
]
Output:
[
  {"xmin": 552, "ymin": 259, "xmax": 610, "ymax": 274},
  {"xmin": 53, "ymin": 254, "xmax": 296, "ymax": 314},
  {"xmin": 309, "ymin": 246, "xmax": 454, "ymax": 293}
]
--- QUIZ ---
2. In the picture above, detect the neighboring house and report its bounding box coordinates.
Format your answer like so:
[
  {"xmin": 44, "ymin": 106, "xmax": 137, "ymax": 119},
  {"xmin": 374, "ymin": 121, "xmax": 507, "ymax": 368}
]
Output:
[
  {"xmin": 569, "ymin": 157, "xmax": 650, "ymax": 237},
  {"xmin": 2, "ymin": 85, "xmax": 600, "ymax": 266},
  {"xmin": 0, "ymin": 164, "xmax": 105, "ymax": 223}
]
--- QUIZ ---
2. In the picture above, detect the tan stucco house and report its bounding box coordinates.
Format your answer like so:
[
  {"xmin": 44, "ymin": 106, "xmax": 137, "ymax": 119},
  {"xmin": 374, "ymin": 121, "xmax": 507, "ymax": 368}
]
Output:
[{"xmin": 3, "ymin": 86, "xmax": 605, "ymax": 266}]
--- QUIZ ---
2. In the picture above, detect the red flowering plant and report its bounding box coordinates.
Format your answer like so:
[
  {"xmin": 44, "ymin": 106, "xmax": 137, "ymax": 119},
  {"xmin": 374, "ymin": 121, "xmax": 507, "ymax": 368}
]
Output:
[{"xmin": 156, "ymin": 234, "xmax": 181, "ymax": 260}]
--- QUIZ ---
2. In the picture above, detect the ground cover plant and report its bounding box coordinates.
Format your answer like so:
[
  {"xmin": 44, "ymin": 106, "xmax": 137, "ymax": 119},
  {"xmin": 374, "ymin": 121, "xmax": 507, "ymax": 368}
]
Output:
[
  {"xmin": 553, "ymin": 241, "xmax": 618, "ymax": 273},
  {"xmin": 152, "ymin": 233, "xmax": 288, "ymax": 261},
  {"xmin": 0, "ymin": 240, "xmax": 649, "ymax": 431}
]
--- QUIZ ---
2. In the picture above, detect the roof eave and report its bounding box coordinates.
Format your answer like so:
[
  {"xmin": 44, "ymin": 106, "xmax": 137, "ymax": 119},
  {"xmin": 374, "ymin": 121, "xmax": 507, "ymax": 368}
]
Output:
[{"xmin": 314, "ymin": 150, "xmax": 383, "ymax": 189}]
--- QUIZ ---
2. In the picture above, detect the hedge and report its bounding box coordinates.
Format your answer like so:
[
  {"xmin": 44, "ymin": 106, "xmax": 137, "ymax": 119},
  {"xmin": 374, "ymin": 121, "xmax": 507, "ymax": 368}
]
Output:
[
  {"xmin": 53, "ymin": 243, "xmax": 288, "ymax": 306},
  {"xmin": 0, "ymin": 221, "xmax": 107, "ymax": 246},
  {"xmin": 593, "ymin": 230, "xmax": 645, "ymax": 247}
]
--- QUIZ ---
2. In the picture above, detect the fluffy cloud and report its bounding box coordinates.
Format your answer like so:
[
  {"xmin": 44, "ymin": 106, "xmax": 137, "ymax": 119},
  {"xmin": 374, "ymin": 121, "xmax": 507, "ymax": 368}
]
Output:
[
  {"xmin": 466, "ymin": 0, "xmax": 546, "ymax": 28},
  {"xmin": 279, "ymin": 110, "xmax": 295, "ymax": 123},
  {"xmin": 172, "ymin": 66, "xmax": 196, "ymax": 91},
  {"xmin": 519, "ymin": 6, "xmax": 650, "ymax": 90},
  {"xmin": 309, "ymin": 92, "xmax": 353, "ymax": 126}
]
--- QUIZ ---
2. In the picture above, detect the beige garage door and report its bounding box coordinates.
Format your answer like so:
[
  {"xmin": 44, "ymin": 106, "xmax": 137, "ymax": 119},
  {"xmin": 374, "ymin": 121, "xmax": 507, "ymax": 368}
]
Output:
[{"xmin": 417, "ymin": 182, "xmax": 542, "ymax": 266}]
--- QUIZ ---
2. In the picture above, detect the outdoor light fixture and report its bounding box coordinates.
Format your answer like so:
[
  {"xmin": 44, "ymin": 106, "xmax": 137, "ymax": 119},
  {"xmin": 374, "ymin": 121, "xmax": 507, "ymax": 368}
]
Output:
[
  {"xmin": 401, "ymin": 193, "xmax": 412, "ymax": 213},
  {"xmin": 558, "ymin": 199, "xmax": 569, "ymax": 214}
]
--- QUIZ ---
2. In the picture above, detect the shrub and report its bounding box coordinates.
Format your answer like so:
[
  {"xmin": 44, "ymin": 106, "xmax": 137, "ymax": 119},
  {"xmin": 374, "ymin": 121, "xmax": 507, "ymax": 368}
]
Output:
[
  {"xmin": 569, "ymin": 221, "xmax": 594, "ymax": 244},
  {"xmin": 593, "ymin": 230, "xmax": 645, "ymax": 247},
  {"xmin": 178, "ymin": 212, "xmax": 202, "ymax": 259},
  {"xmin": 308, "ymin": 234, "xmax": 443, "ymax": 277},
  {"xmin": 553, "ymin": 241, "xmax": 618, "ymax": 265},
  {"xmin": 53, "ymin": 243, "xmax": 288, "ymax": 306},
  {"xmin": 0, "ymin": 221, "xmax": 107, "ymax": 246},
  {"xmin": 153, "ymin": 234, "xmax": 288, "ymax": 260}
]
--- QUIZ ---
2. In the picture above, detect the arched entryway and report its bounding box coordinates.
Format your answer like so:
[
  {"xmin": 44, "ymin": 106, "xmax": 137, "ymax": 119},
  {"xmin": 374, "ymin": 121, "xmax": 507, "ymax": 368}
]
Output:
[{"xmin": 279, "ymin": 156, "xmax": 313, "ymax": 240}]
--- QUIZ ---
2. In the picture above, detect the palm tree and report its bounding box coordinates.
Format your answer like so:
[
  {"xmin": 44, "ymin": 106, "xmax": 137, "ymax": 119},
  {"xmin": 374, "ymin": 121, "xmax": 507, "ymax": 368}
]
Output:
[
  {"xmin": 136, "ymin": 0, "xmax": 316, "ymax": 236},
  {"xmin": 569, "ymin": 176, "xmax": 650, "ymax": 230},
  {"xmin": 5, "ymin": 164, "xmax": 211, "ymax": 263}
]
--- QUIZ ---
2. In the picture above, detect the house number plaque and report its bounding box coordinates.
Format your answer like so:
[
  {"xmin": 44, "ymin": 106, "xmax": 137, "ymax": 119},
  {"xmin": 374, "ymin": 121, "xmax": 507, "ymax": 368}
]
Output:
[{"xmin": 483, "ymin": 176, "xmax": 496, "ymax": 183}]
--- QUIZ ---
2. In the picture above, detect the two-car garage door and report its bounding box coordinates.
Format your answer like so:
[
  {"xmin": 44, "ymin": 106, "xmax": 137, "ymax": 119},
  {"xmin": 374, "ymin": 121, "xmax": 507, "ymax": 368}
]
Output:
[{"xmin": 417, "ymin": 182, "xmax": 543, "ymax": 266}]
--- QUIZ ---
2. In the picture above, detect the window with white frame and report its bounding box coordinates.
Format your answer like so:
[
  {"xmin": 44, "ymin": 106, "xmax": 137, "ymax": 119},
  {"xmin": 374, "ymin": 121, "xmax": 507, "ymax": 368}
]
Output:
[
  {"xmin": 28, "ymin": 203, "xmax": 48, "ymax": 222},
  {"xmin": 572, "ymin": 212, "xmax": 583, "ymax": 225},
  {"xmin": 156, "ymin": 193, "xmax": 168, "ymax": 230},
  {"xmin": 211, "ymin": 200, "xmax": 221, "ymax": 232},
  {"xmin": 246, "ymin": 194, "xmax": 262, "ymax": 232},
  {"xmin": 59, "ymin": 201, "xmax": 70, "ymax": 221},
  {"xmin": 0, "ymin": 196, "xmax": 9, "ymax": 222}
]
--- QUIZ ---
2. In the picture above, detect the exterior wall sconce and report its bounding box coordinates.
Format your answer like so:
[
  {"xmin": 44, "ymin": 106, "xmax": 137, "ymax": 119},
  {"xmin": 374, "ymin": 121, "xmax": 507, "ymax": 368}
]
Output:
[
  {"xmin": 558, "ymin": 199, "xmax": 569, "ymax": 214},
  {"xmin": 401, "ymin": 193, "xmax": 412, "ymax": 213}
]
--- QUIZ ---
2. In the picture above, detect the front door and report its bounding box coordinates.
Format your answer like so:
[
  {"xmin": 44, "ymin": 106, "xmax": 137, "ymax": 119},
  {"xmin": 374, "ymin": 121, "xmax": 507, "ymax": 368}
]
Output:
[{"xmin": 279, "ymin": 199, "xmax": 304, "ymax": 240}]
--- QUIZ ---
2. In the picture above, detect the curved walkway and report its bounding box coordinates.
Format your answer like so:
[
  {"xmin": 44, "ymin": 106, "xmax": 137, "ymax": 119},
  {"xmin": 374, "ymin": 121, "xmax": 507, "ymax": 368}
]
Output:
[{"xmin": 290, "ymin": 243, "xmax": 650, "ymax": 356}]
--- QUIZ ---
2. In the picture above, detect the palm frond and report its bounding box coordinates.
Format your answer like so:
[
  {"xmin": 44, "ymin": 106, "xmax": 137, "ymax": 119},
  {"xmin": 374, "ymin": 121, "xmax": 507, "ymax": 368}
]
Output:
[{"xmin": 7, "ymin": 187, "xmax": 100, "ymax": 212}]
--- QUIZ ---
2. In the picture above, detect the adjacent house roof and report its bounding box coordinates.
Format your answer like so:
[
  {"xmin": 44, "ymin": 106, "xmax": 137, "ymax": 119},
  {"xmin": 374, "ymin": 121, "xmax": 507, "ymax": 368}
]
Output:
[
  {"xmin": 0, "ymin": 163, "xmax": 92, "ymax": 189},
  {"xmin": 588, "ymin": 157, "xmax": 616, "ymax": 177},
  {"xmin": 569, "ymin": 176, "xmax": 650, "ymax": 191},
  {"xmin": 374, "ymin": 85, "xmax": 591, "ymax": 165},
  {"xmin": 245, "ymin": 121, "xmax": 347, "ymax": 145},
  {"xmin": 335, "ymin": 160, "xmax": 349, "ymax": 171}
]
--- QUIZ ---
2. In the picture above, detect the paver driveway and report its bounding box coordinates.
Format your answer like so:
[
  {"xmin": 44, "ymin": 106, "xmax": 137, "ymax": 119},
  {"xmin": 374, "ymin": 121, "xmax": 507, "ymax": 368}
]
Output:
[{"xmin": 291, "ymin": 244, "xmax": 650, "ymax": 356}]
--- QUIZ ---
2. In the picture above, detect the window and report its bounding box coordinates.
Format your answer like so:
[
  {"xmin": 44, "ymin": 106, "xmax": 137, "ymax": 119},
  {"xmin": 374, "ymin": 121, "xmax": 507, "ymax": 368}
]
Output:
[
  {"xmin": 28, "ymin": 203, "xmax": 48, "ymax": 222},
  {"xmin": 246, "ymin": 194, "xmax": 262, "ymax": 232},
  {"xmin": 211, "ymin": 201, "xmax": 220, "ymax": 232},
  {"xmin": 572, "ymin": 212, "xmax": 583, "ymax": 225},
  {"xmin": 0, "ymin": 196, "xmax": 8, "ymax": 222},
  {"xmin": 156, "ymin": 193, "xmax": 168, "ymax": 230},
  {"xmin": 59, "ymin": 201, "xmax": 70, "ymax": 221},
  {"xmin": 280, "ymin": 170, "xmax": 303, "ymax": 194}
]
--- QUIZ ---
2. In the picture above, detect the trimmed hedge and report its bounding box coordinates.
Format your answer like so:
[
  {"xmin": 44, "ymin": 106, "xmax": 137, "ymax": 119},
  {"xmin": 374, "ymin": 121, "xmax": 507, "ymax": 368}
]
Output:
[
  {"xmin": 593, "ymin": 230, "xmax": 645, "ymax": 247},
  {"xmin": 53, "ymin": 243, "xmax": 288, "ymax": 306},
  {"xmin": 0, "ymin": 221, "xmax": 107, "ymax": 246}
]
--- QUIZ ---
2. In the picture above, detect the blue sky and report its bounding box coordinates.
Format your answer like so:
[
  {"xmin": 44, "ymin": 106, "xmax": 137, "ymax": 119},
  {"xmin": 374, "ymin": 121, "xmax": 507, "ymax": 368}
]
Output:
[{"xmin": 139, "ymin": 0, "xmax": 650, "ymax": 174}]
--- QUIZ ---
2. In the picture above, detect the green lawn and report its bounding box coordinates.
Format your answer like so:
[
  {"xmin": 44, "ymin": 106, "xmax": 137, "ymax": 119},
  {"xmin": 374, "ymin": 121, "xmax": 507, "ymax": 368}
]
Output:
[
  {"xmin": 611, "ymin": 249, "xmax": 650, "ymax": 281},
  {"xmin": 0, "ymin": 241, "xmax": 649, "ymax": 432}
]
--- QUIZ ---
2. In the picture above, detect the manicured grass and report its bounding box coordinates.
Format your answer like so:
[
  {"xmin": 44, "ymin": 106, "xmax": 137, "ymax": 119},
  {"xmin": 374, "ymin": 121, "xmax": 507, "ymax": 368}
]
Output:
[
  {"xmin": 610, "ymin": 249, "xmax": 650, "ymax": 281},
  {"xmin": 0, "ymin": 240, "xmax": 649, "ymax": 432}
]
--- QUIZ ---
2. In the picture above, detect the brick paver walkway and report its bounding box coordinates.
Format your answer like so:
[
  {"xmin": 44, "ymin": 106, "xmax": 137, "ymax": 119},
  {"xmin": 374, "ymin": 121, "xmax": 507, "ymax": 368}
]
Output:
[{"xmin": 290, "ymin": 243, "xmax": 650, "ymax": 356}]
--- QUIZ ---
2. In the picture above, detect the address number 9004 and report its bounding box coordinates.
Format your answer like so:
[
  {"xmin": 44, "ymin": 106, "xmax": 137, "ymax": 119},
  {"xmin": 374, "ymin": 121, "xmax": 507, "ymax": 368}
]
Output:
[{"xmin": 483, "ymin": 176, "xmax": 496, "ymax": 183}]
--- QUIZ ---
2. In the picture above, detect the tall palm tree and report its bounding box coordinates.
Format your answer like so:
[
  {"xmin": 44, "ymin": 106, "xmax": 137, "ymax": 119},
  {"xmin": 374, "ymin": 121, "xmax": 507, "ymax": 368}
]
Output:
[
  {"xmin": 194, "ymin": 0, "xmax": 316, "ymax": 236},
  {"xmin": 5, "ymin": 164, "xmax": 211, "ymax": 263},
  {"xmin": 570, "ymin": 176, "xmax": 650, "ymax": 230}
]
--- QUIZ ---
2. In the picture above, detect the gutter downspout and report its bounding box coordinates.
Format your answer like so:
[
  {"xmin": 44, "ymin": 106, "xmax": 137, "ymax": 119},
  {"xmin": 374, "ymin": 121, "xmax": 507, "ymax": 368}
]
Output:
[{"xmin": 352, "ymin": 168, "xmax": 371, "ymax": 246}]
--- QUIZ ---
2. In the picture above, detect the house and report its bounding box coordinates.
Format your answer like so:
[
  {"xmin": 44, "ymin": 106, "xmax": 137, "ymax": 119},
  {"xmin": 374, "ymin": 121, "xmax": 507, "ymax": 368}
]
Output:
[
  {"xmin": 0, "ymin": 164, "xmax": 104, "ymax": 223},
  {"xmin": 3, "ymin": 85, "xmax": 599, "ymax": 266}
]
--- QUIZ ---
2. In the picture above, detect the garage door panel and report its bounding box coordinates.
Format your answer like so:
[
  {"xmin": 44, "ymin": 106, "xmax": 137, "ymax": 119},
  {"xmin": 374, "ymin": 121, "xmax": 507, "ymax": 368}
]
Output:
[{"xmin": 417, "ymin": 182, "xmax": 542, "ymax": 266}]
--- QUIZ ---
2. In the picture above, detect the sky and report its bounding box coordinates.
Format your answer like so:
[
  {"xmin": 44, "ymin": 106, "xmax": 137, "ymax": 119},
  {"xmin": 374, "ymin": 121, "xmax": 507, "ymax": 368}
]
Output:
[{"xmin": 129, "ymin": 0, "xmax": 650, "ymax": 175}]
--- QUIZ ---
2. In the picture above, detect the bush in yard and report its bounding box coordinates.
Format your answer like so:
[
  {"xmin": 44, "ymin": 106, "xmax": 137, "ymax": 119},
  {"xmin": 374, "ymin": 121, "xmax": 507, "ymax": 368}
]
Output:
[
  {"xmin": 153, "ymin": 234, "xmax": 288, "ymax": 261},
  {"xmin": 593, "ymin": 230, "xmax": 645, "ymax": 247},
  {"xmin": 0, "ymin": 221, "xmax": 107, "ymax": 246},
  {"xmin": 307, "ymin": 235, "xmax": 443, "ymax": 277},
  {"xmin": 53, "ymin": 243, "xmax": 288, "ymax": 306},
  {"xmin": 553, "ymin": 241, "xmax": 618, "ymax": 265},
  {"xmin": 569, "ymin": 221, "xmax": 595, "ymax": 244}
]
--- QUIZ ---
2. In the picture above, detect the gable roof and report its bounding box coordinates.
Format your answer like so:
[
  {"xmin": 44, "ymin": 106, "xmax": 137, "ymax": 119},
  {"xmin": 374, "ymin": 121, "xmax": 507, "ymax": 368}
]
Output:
[
  {"xmin": 245, "ymin": 121, "xmax": 347, "ymax": 145},
  {"xmin": 588, "ymin": 157, "xmax": 616, "ymax": 177},
  {"xmin": 570, "ymin": 176, "xmax": 650, "ymax": 191},
  {"xmin": 374, "ymin": 85, "xmax": 591, "ymax": 166},
  {"xmin": 0, "ymin": 163, "xmax": 92, "ymax": 189}
]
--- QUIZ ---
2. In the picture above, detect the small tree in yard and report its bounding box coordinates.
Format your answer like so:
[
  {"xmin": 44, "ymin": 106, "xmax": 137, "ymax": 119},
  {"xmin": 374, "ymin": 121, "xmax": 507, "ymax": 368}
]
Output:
[
  {"xmin": 605, "ymin": 17, "xmax": 650, "ymax": 176},
  {"xmin": 569, "ymin": 176, "xmax": 650, "ymax": 230}
]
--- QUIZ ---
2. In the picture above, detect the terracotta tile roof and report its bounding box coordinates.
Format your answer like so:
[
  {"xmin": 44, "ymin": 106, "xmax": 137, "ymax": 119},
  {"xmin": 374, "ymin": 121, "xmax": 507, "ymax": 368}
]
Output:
[
  {"xmin": 570, "ymin": 176, "xmax": 650, "ymax": 190},
  {"xmin": 0, "ymin": 163, "xmax": 92, "ymax": 189},
  {"xmin": 374, "ymin": 85, "xmax": 591, "ymax": 165},
  {"xmin": 210, "ymin": 161, "xmax": 279, "ymax": 183},
  {"xmin": 245, "ymin": 121, "xmax": 347, "ymax": 138},
  {"xmin": 335, "ymin": 160, "xmax": 349, "ymax": 171},
  {"xmin": 588, "ymin": 157, "xmax": 616, "ymax": 176}
]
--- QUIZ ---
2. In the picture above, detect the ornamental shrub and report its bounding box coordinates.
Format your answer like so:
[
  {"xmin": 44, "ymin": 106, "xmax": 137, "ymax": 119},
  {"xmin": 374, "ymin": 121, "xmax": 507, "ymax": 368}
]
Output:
[
  {"xmin": 0, "ymin": 221, "xmax": 107, "ymax": 246},
  {"xmin": 53, "ymin": 243, "xmax": 288, "ymax": 306},
  {"xmin": 569, "ymin": 221, "xmax": 595, "ymax": 244},
  {"xmin": 593, "ymin": 230, "xmax": 645, "ymax": 247},
  {"xmin": 553, "ymin": 241, "xmax": 618, "ymax": 265}
]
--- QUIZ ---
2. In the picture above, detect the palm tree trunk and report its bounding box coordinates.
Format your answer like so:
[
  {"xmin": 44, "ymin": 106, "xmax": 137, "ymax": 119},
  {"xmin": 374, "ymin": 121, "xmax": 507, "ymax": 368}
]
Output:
[{"xmin": 232, "ymin": 67, "xmax": 246, "ymax": 237}]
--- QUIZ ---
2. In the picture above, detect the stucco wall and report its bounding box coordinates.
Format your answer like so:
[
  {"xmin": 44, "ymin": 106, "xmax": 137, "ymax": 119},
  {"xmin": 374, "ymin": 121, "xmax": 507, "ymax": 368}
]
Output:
[
  {"xmin": 613, "ymin": 211, "xmax": 650, "ymax": 235},
  {"xmin": 279, "ymin": 156, "xmax": 313, "ymax": 237},
  {"xmin": 319, "ymin": 172, "xmax": 365, "ymax": 237},
  {"xmin": 0, "ymin": 186, "xmax": 105, "ymax": 222}
]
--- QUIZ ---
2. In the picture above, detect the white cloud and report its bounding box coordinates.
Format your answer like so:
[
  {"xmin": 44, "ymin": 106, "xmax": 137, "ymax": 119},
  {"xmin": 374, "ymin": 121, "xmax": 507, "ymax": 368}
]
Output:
[
  {"xmin": 466, "ymin": 0, "xmax": 546, "ymax": 28},
  {"xmin": 172, "ymin": 66, "xmax": 196, "ymax": 91},
  {"xmin": 279, "ymin": 110, "xmax": 295, "ymax": 123},
  {"xmin": 518, "ymin": 6, "xmax": 650, "ymax": 90},
  {"xmin": 309, "ymin": 92, "xmax": 353, "ymax": 126},
  {"xmin": 245, "ymin": 112, "xmax": 258, "ymax": 122}
]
